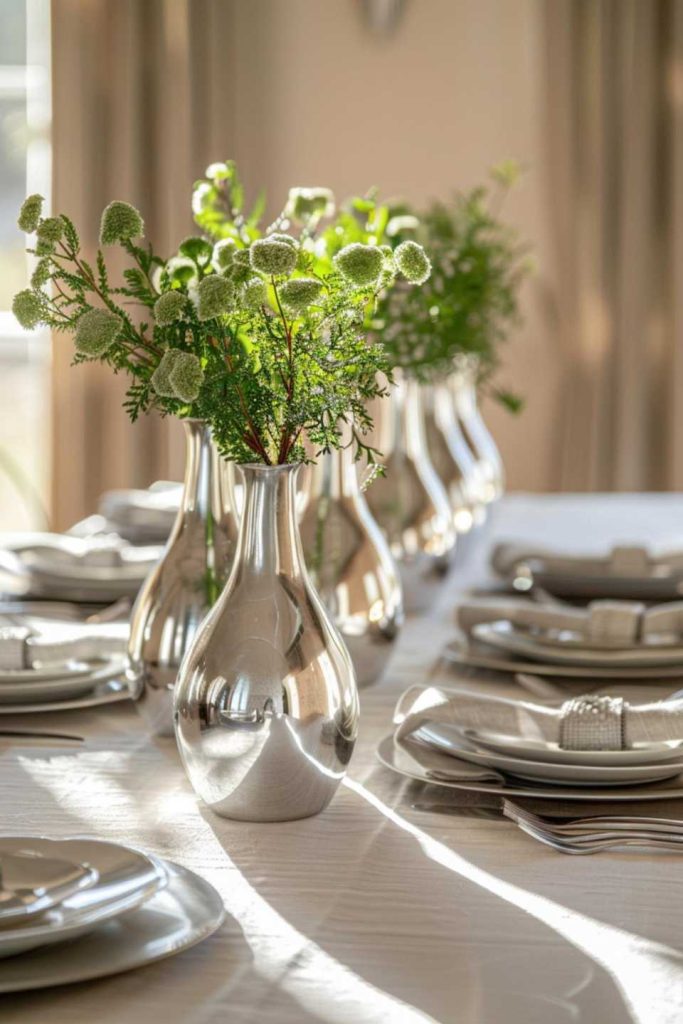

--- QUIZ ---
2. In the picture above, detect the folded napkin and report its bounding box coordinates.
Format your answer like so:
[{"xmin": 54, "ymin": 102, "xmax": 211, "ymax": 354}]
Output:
[
  {"xmin": 456, "ymin": 596, "xmax": 683, "ymax": 647},
  {"xmin": 395, "ymin": 685, "xmax": 683, "ymax": 752},
  {"xmin": 492, "ymin": 542, "xmax": 683, "ymax": 579},
  {"xmin": 0, "ymin": 533, "xmax": 160, "ymax": 574},
  {"xmin": 0, "ymin": 621, "xmax": 127, "ymax": 670},
  {"xmin": 98, "ymin": 483, "xmax": 181, "ymax": 543}
]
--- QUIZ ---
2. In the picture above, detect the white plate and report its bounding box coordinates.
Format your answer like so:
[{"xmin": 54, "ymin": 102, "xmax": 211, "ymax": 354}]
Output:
[
  {"xmin": 0, "ymin": 677, "xmax": 132, "ymax": 715},
  {"xmin": 473, "ymin": 621, "xmax": 683, "ymax": 667},
  {"xmin": 0, "ymin": 657, "xmax": 129, "ymax": 704},
  {"xmin": 0, "ymin": 660, "xmax": 100, "ymax": 684},
  {"xmin": 461, "ymin": 727, "xmax": 683, "ymax": 766},
  {"xmin": 444, "ymin": 638, "xmax": 683, "ymax": 680},
  {"xmin": 0, "ymin": 837, "xmax": 166, "ymax": 958},
  {"xmin": 376, "ymin": 734, "xmax": 683, "ymax": 801},
  {"xmin": 0, "ymin": 860, "xmax": 225, "ymax": 993},
  {"xmin": 417, "ymin": 724, "xmax": 683, "ymax": 786},
  {"xmin": 0, "ymin": 852, "xmax": 97, "ymax": 924}
]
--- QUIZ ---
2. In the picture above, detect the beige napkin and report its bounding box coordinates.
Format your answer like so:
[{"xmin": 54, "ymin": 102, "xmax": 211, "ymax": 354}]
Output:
[
  {"xmin": 457, "ymin": 596, "xmax": 683, "ymax": 647},
  {"xmin": 394, "ymin": 684, "xmax": 683, "ymax": 750},
  {"xmin": 491, "ymin": 542, "xmax": 683, "ymax": 578},
  {"xmin": 0, "ymin": 622, "xmax": 128, "ymax": 670}
]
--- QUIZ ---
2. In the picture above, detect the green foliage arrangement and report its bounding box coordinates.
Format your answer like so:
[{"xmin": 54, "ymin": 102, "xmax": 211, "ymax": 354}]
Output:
[
  {"xmin": 377, "ymin": 162, "xmax": 531, "ymax": 410},
  {"xmin": 12, "ymin": 164, "xmax": 431, "ymax": 465}
]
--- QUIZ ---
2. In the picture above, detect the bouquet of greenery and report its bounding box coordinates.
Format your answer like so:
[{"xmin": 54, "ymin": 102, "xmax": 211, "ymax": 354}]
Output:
[
  {"xmin": 12, "ymin": 163, "xmax": 431, "ymax": 465},
  {"xmin": 376, "ymin": 162, "xmax": 531, "ymax": 410}
]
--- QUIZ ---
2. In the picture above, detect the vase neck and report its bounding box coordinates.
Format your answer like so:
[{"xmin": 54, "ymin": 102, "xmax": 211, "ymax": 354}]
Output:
[
  {"xmin": 308, "ymin": 419, "xmax": 359, "ymax": 500},
  {"xmin": 236, "ymin": 464, "xmax": 305, "ymax": 577},
  {"xmin": 179, "ymin": 419, "xmax": 232, "ymax": 525}
]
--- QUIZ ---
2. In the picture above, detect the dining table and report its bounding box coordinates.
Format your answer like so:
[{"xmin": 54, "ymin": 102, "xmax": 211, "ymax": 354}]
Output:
[{"xmin": 3, "ymin": 491, "xmax": 683, "ymax": 1024}]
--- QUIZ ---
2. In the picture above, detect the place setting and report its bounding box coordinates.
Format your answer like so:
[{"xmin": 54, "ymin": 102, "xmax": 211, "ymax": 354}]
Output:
[
  {"xmin": 0, "ymin": 836, "xmax": 224, "ymax": 993},
  {"xmin": 377, "ymin": 681, "xmax": 683, "ymax": 850}
]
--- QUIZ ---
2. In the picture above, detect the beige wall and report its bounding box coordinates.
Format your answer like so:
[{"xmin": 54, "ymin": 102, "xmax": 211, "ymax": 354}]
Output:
[{"xmin": 228, "ymin": 0, "xmax": 563, "ymax": 491}]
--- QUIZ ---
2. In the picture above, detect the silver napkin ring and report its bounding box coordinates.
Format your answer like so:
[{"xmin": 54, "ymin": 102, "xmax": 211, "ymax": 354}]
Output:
[{"xmin": 559, "ymin": 696, "xmax": 626, "ymax": 751}]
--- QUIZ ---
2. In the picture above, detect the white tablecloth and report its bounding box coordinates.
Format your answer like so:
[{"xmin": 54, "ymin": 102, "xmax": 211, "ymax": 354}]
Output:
[{"xmin": 4, "ymin": 494, "xmax": 683, "ymax": 1023}]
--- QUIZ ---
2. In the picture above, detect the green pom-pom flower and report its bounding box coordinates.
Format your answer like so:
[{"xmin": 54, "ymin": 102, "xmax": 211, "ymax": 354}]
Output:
[
  {"xmin": 18, "ymin": 194, "xmax": 44, "ymax": 233},
  {"xmin": 154, "ymin": 290, "xmax": 186, "ymax": 327},
  {"xmin": 12, "ymin": 289, "xmax": 44, "ymax": 330},
  {"xmin": 334, "ymin": 243, "xmax": 383, "ymax": 287},
  {"xmin": 74, "ymin": 307, "xmax": 122, "ymax": 356},
  {"xmin": 36, "ymin": 217, "xmax": 63, "ymax": 243},
  {"xmin": 196, "ymin": 274, "xmax": 234, "ymax": 321},
  {"xmin": 279, "ymin": 278, "xmax": 322, "ymax": 313},
  {"xmin": 242, "ymin": 277, "xmax": 267, "ymax": 309},
  {"xmin": 164, "ymin": 257, "xmax": 197, "ymax": 287},
  {"xmin": 178, "ymin": 236, "xmax": 213, "ymax": 264},
  {"xmin": 285, "ymin": 187, "xmax": 334, "ymax": 223},
  {"xmin": 386, "ymin": 214, "xmax": 419, "ymax": 238},
  {"xmin": 30, "ymin": 258, "xmax": 51, "ymax": 289},
  {"xmin": 250, "ymin": 239, "xmax": 297, "ymax": 277},
  {"xmin": 267, "ymin": 232, "xmax": 298, "ymax": 249},
  {"xmin": 394, "ymin": 240, "xmax": 431, "ymax": 284},
  {"xmin": 229, "ymin": 249, "xmax": 252, "ymax": 286},
  {"xmin": 212, "ymin": 239, "xmax": 237, "ymax": 272},
  {"xmin": 151, "ymin": 349, "xmax": 181, "ymax": 398},
  {"xmin": 168, "ymin": 351, "xmax": 203, "ymax": 403},
  {"xmin": 99, "ymin": 201, "xmax": 144, "ymax": 245}
]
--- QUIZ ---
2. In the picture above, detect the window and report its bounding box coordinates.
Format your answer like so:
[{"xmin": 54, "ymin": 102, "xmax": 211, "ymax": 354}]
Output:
[{"xmin": 0, "ymin": 0, "xmax": 51, "ymax": 530}]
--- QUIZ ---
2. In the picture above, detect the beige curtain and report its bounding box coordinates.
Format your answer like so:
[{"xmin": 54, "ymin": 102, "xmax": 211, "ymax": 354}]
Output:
[
  {"xmin": 50, "ymin": 0, "xmax": 237, "ymax": 529},
  {"xmin": 543, "ymin": 0, "xmax": 683, "ymax": 491}
]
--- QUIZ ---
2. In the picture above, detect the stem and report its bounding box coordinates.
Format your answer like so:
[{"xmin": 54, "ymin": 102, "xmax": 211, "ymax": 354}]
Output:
[{"xmin": 218, "ymin": 336, "xmax": 272, "ymax": 464}]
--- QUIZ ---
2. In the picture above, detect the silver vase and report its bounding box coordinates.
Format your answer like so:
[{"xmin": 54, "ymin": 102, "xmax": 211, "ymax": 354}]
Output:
[
  {"xmin": 423, "ymin": 383, "xmax": 487, "ymax": 533},
  {"xmin": 365, "ymin": 374, "xmax": 456, "ymax": 613},
  {"xmin": 174, "ymin": 463, "xmax": 359, "ymax": 822},
  {"xmin": 127, "ymin": 419, "xmax": 237, "ymax": 737},
  {"xmin": 451, "ymin": 359, "xmax": 505, "ymax": 503},
  {"xmin": 299, "ymin": 420, "xmax": 403, "ymax": 688}
]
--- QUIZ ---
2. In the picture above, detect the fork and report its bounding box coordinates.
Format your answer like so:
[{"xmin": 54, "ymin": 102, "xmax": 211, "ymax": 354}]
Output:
[
  {"xmin": 512, "ymin": 819, "xmax": 683, "ymax": 854},
  {"xmin": 505, "ymin": 802, "xmax": 683, "ymax": 837}
]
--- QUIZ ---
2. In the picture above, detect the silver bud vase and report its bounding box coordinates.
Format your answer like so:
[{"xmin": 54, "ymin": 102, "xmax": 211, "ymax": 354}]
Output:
[
  {"xmin": 174, "ymin": 463, "xmax": 359, "ymax": 822},
  {"xmin": 299, "ymin": 420, "xmax": 403, "ymax": 688},
  {"xmin": 451, "ymin": 360, "xmax": 505, "ymax": 503},
  {"xmin": 365, "ymin": 373, "xmax": 456, "ymax": 613},
  {"xmin": 423, "ymin": 383, "xmax": 487, "ymax": 534},
  {"xmin": 127, "ymin": 419, "xmax": 237, "ymax": 737}
]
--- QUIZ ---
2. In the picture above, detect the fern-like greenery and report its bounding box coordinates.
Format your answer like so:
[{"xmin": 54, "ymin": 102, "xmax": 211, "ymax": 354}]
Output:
[
  {"xmin": 377, "ymin": 163, "xmax": 532, "ymax": 410},
  {"xmin": 13, "ymin": 163, "xmax": 432, "ymax": 465}
]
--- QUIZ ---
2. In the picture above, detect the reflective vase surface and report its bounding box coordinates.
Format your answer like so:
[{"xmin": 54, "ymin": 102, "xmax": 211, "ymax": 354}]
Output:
[
  {"xmin": 451, "ymin": 360, "xmax": 505, "ymax": 503},
  {"xmin": 127, "ymin": 419, "xmax": 237, "ymax": 737},
  {"xmin": 365, "ymin": 374, "xmax": 456, "ymax": 613},
  {"xmin": 299, "ymin": 420, "xmax": 403, "ymax": 688},
  {"xmin": 423, "ymin": 383, "xmax": 487, "ymax": 533},
  {"xmin": 174, "ymin": 463, "xmax": 359, "ymax": 822}
]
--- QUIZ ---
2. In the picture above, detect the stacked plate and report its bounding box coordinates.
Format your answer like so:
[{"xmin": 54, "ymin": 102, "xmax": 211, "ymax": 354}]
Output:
[
  {"xmin": 0, "ymin": 613, "xmax": 132, "ymax": 714},
  {"xmin": 447, "ymin": 596, "xmax": 683, "ymax": 682},
  {"xmin": 379, "ymin": 686, "xmax": 683, "ymax": 803},
  {"xmin": 0, "ymin": 533, "xmax": 162, "ymax": 604},
  {"xmin": 97, "ymin": 482, "xmax": 182, "ymax": 544},
  {"xmin": 492, "ymin": 541, "xmax": 683, "ymax": 601},
  {"xmin": 0, "ymin": 837, "xmax": 224, "ymax": 992}
]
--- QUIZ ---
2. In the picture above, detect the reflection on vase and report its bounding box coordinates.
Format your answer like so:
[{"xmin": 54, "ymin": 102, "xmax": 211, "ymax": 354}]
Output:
[
  {"xmin": 174, "ymin": 464, "xmax": 359, "ymax": 822},
  {"xmin": 365, "ymin": 374, "xmax": 456, "ymax": 613},
  {"xmin": 299, "ymin": 419, "xmax": 403, "ymax": 688},
  {"xmin": 127, "ymin": 419, "xmax": 237, "ymax": 737},
  {"xmin": 423, "ymin": 383, "xmax": 487, "ymax": 533},
  {"xmin": 451, "ymin": 360, "xmax": 505, "ymax": 503}
]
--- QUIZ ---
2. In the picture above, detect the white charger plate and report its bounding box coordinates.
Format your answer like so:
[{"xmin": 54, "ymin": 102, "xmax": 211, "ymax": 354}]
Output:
[
  {"xmin": 0, "ymin": 837, "xmax": 166, "ymax": 959},
  {"xmin": 473, "ymin": 621, "xmax": 683, "ymax": 668},
  {"xmin": 461, "ymin": 727, "xmax": 683, "ymax": 766},
  {"xmin": 0, "ymin": 657, "xmax": 129, "ymax": 704},
  {"xmin": 417, "ymin": 724, "xmax": 683, "ymax": 786},
  {"xmin": 0, "ymin": 860, "xmax": 225, "ymax": 993},
  {"xmin": 0, "ymin": 677, "xmax": 131, "ymax": 714},
  {"xmin": 376, "ymin": 734, "xmax": 683, "ymax": 801}
]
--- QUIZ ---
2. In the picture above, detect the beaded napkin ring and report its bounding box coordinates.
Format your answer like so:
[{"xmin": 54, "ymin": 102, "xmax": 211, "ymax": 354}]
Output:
[{"xmin": 559, "ymin": 695, "xmax": 626, "ymax": 751}]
